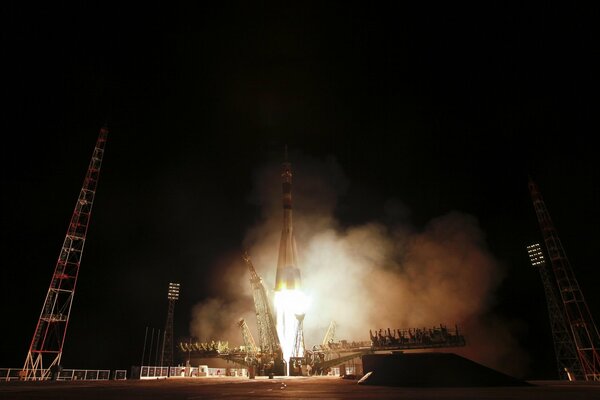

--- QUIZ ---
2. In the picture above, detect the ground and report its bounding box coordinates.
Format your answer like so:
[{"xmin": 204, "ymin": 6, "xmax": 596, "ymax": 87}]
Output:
[{"xmin": 1, "ymin": 376, "xmax": 600, "ymax": 400}]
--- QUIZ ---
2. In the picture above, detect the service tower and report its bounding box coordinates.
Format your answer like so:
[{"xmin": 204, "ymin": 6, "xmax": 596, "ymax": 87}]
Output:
[{"xmin": 274, "ymin": 148, "xmax": 306, "ymax": 374}]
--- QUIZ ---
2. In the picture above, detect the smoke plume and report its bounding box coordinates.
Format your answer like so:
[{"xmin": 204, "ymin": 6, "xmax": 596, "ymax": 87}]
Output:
[{"xmin": 190, "ymin": 153, "xmax": 528, "ymax": 376}]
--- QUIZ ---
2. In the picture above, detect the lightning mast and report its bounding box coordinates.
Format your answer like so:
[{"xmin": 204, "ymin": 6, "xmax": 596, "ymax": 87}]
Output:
[
  {"xmin": 23, "ymin": 126, "xmax": 108, "ymax": 380},
  {"xmin": 527, "ymin": 243, "xmax": 582, "ymax": 380},
  {"xmin": 529, "ymin": 178, "xmax": 600, "ymax": 381}
]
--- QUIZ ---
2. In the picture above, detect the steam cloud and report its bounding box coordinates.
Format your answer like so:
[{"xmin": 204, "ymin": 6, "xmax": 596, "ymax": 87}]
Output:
[{"xmin": 190, "ymin": 153, "xmax": 528, "ymax": 376}]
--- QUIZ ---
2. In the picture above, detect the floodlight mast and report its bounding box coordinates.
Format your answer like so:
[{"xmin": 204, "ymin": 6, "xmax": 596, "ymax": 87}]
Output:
[
  {"xmin": 529, "ymin": 179, "xmax": 600, "ymax": 381},
  {"xmin": 161, "ymin": 282, "xmax": 180, "ymax": 368},
  {"xmin": 527, "ymin": 243, "xmax": 582, "ymax": 380}
]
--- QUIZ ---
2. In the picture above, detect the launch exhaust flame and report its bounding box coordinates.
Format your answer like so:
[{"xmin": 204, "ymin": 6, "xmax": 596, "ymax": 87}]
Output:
[{"xmin": 275, "ymin": 289, "xmax": 310, "ymax": 370}]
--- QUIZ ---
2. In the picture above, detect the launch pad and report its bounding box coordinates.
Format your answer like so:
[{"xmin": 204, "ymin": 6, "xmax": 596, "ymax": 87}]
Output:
[
  {"xmin": 178, "ymin": 323, "xmax": 466, "ymax": 378},
  {"xmin": 177, "ymin": 154, "xmax": 471, "ymax": 377}
]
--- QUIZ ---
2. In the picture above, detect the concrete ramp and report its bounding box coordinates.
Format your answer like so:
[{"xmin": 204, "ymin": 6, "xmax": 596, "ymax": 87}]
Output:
[{"xmin": 359, "ymin": 353, "xmax": 530, "ymax": 387}]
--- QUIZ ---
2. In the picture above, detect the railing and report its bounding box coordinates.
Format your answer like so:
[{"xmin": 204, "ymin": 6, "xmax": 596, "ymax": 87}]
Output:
[
  {"xmin": 0, "ymin": 368, "xmax": 122, "ymax": 381},
  {"xmin": 138, "ymin": 365, "xmax": 248, "ymax": 379},
  {"xmin": 139, "ymin": 366, "xmax": 172, "ymax": 379},
  {"xmin": 369, "ymin": 325, "xmax": 466, "ymax": 350},
  {"xmin": 0, "ymin": 369, "xmax": 25, "ymax": 381},
  {"xmin": 329, "ymin": 366, "xmax": 357, "ymax": 376},
  {"xmin": 57, "ymin": 369, "xmax": 110, "ymax": 381},
  {"xmin": 114, "ymin": 370, "xmax": 127, "ymax": 380}
]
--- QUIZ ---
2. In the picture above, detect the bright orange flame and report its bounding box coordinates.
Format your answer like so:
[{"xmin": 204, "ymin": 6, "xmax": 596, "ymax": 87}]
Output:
[{"xmin": 274, "ymin": 289, "xmax": 310, "ymax": 374}]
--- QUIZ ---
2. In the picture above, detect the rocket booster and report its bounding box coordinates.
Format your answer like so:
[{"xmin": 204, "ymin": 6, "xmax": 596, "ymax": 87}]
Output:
[{"xmin": 275, "ymin": 152, "xmax": 302, "ymax": 291}]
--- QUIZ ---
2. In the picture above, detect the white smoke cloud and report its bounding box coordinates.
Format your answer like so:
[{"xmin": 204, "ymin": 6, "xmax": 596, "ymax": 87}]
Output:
[{"xmin": 190, "ymin": 154, "xmax": 528, "ymax": 376}]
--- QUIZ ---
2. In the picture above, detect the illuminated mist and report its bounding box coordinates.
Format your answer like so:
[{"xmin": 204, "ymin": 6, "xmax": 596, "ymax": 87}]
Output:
[{"xmin": 190, "ymin": 154, "xmax": 528, "ymax": 376}]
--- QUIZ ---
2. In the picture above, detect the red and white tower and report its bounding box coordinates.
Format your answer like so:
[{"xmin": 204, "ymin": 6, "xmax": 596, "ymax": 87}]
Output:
[
  {"xmin": 23, "ymin": 127, "xmax": 108, "ymax": 380},
  {"xmin": 529, "ymin": 178, "xmax": 600, "ymax": 381}
]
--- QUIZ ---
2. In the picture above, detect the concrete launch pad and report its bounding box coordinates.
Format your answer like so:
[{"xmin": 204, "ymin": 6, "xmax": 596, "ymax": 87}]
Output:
[{"xmin": 1, "ymin": 376, "xmax": 600, "ymax": 400}]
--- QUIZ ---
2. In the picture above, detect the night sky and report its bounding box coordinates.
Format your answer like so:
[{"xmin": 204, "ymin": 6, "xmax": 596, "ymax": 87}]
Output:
[{"xmin": 2, "ymin": 2, "xmax": 598, "ymax": 379}]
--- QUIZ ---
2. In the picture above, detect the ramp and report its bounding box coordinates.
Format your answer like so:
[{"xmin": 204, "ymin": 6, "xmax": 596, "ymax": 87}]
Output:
[{"xmin": 359, "ymin": 353, "xmax": 530, "ymax": 387}]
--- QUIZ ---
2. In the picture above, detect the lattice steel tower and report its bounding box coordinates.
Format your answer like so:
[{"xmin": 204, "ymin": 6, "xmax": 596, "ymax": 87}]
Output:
[
  {"xmin": 23, "ymin": 126, "xmax": 108, "ymax": 380},
  {"xmin": 529, "ymin": 178, "xmax": 600, "ymax": 381},
  {"xmin": 161, "ymin": 282, "xmax": 180, "ymax": 368},
  {"xmin": 527, "ymin": 243, "xmax": 582, "ymax": 380},
  {"xmin": 243, "ymin": 253, "xmax": 281, "ymax": 355},
  {"xmin": 238, "ymin": 318, "xmax": 258, "ymax": 360}
]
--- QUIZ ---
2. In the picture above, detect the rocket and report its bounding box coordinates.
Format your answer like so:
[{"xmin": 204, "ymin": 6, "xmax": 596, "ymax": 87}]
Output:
[{"xmin": 275, "ymin": 148, "xmax": 302, "ymax": 291}]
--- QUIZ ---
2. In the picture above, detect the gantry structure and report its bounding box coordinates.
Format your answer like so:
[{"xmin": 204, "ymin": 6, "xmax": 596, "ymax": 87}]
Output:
[
  {"xmin": 243, "ymin": 253, "xmax": 281, "ymax": 356},
  {"xmin": 178, "ymin": 323, "xmax": 465, "ymax": 375}
]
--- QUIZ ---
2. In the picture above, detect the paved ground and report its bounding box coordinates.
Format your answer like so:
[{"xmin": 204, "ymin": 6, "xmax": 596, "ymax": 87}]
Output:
[{"xmin": 1, "ymin": 376, "xmax": 600, "ymax": 400}]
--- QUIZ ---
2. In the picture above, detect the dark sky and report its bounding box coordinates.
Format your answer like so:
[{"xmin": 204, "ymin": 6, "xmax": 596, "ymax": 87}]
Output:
[{"xmin": 1, "ymin": 2, "xmax": 598, "ymax": 379}]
